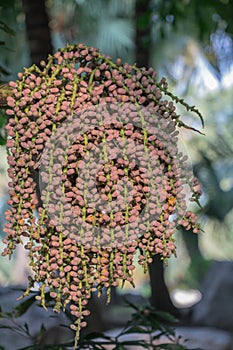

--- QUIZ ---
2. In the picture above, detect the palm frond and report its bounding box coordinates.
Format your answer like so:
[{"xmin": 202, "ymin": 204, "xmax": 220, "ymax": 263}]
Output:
[
  {"xmin": 94, "ymin": 18, "xmax": 135, "ymax": 58},
  {"xmin": 108, "ymin": 0, "xmax": 135, "ymax": 17}
]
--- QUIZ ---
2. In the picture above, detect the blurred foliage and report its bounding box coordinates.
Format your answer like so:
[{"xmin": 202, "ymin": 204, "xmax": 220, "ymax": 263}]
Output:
[
  {"xmin": 0, "ymin": 0, "xmax": 232, "ymax": 76},
  {"xmin": 49, "ymin": 0, "xmax": 135, "ymax": 62},
  {"xmin": 0, "ymin": 297, "xmax": 203, "ymax": 349},
  {"xmin": 48, "ymin": 0, "xmax": 233, "ymax": 76},
  {"xmin": 0, "ymin": 108, "xmax": 7, "ymax": 145},
  {"xmin": 150, "ymin": 0, "xmax": 233, "ymax": 74},
  {"xmin": 151, "ymin": 0, "xmax": 233, "ymax": 39},
  {"xmin": 0, "ymin": 18, "xmax": 14, "ymax": 145},
  {"xmin": 184, "ymin": 256, "xmax": 212, "ymax": 289},
  {"xmin": 0, "ymin": 20, "xmax": 14, "ymax": 81},
  {"xmin": 0, "ymin": 0, "xmax": 29, "ymax": 82}
]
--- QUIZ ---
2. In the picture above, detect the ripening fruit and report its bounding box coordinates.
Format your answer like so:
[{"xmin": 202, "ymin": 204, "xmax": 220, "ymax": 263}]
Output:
[{"xmin": 2, "ymin": 43, "xmax": 202, "ymax": 348}]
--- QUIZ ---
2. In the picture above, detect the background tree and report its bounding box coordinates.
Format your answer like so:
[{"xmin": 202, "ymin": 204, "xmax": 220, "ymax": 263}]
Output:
[{"xmin": 21, "ymin": 0, "xmax": 53, "ymax": 65}]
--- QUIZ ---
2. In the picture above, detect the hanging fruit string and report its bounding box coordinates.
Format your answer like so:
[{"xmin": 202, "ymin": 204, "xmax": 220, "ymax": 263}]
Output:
[{"xmin": 2, "ymin": 43, "xmax": 202, "ymax": 348}]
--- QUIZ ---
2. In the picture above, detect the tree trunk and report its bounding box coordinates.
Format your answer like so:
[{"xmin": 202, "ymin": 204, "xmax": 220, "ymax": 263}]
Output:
[
  {"xmin": 182, "ymin": 228, "xmax": 202, "ymax": 260},
  {"xmin": 135, "ymin": 0, "xmax": 150, "ymax": 67},
  {"xmin": 135, "ymin": 0, "xmax": 179, "ymax": 317},
  {"xmin": 21, "ymin": 0, "xmax": 53, "ymax": 65},
  {"xmin": 148, "ymin": 255, "xmax": 180, "ymax": 317}
]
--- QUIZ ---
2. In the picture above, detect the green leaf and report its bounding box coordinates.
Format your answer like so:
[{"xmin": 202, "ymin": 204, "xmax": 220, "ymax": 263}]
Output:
[
  {"xmin": 152, "ymin": 332, "xmax": 170, "ymax": 340},
  {"xmin": 112, "ymin": 345, "xmax": 126, "ymax": 350},
  {"xmin": 44, "ymin": 339, "xmax": 75, "ymax": 348},
  {"xmin": 120, "ymin": 325, "xmax": 150, "ymax": 335},
  {"xmin": 123, "ymin": 298, "xmax": 141, "ymax": 311},
  {"xmin": 37, "ymin": 323, "xmax": 46, "ymax": 338},
  {"xmin": 0, "ymin": 21, "xmax": 15, "ymax": 36},
  {"xmin": 23, "ymin": 322, "xmax": 30, "ymax": 336},
  {"xmin": 0, "ymin": 64, "xmax": 10, "ymax": 76},
  {"xmin": 0, "ymin": 325, "xmax": 17, "ymax": 330},
  {"xmin": 17, "ymin": 346, "xmax": 41, "ymax": 350},
  {"xmin": 120, "ymin": 340, "xmax": 150, "ymax": 346},
  {"xmin": 14, "ymin": 295, "xmax": 37, "ymax": 317},
  {"xmin": 18, "ymin": 344, "xmax": 72, "ymax": 350},
  {"xmin": 83, "ymin": 331, "xmax": 112, "ymax": 341},
  {"xmin": 157, "ymin": 344, "xmax": 187, "ymax": 350},
  {"xmin": 153, "ymin": 310, "xmax": 178, "ymax": 323},
  {"xmin": 43, "ymin": 346, "xmax": 67, "ymax": 350}
]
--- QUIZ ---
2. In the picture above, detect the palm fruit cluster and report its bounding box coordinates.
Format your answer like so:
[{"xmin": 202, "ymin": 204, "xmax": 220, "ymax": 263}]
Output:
[{"xmin": 2, "ymin": 43, "xmax": 202, "ymax": 346}]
